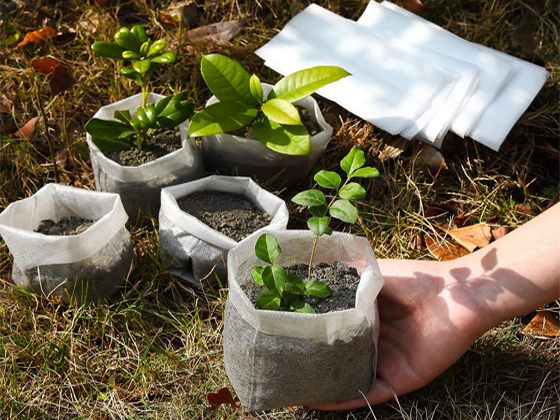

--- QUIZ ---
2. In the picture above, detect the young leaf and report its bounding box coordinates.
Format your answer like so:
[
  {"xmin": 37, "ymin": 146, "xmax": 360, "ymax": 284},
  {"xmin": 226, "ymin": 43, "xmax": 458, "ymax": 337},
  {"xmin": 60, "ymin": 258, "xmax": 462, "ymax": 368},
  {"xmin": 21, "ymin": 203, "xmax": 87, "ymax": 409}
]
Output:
[
  {"xmin": 339, "ymin": 182, "xmax": 366, "ymax": 200},
  {"xmin": 256, "ymin": 292, "xmax": 281, "ymax": 311},
  {"xmin": 148, "ymin": 40, "xmax": 167, "ymax": 57},
  {"xmin": 292, "ymin": 189, "xmax": 326, "ymax": 208},
  {"xmin": 252, "ymin": 266, "xmax": 265, "ymax": 285},
  {"xmin": 261, "ymin": 99, "xmax": 301, "ymax": 125},
  {"xmin": 351, "ymin": 167, "xmax": 380, "ymax": 178},
  {"xmin": 91, "ymin": 41, "xmax": 126, "ymax": 59},
  {"xmin": 308, "ymin": 217, "xmax": 330, "ymax": 237},
  {"xmin": 114, "ymin": 110, "xmax": 132, "ymax": 124},
  {"xmin": 122, "ymin": 50, "xmax": 141, "ymax": 59},
  {"xmin": 201, "ymin": 54, "xmax": 255, "ymax": 105},
  {"xmin": 308, "ymin": 204, "xmax": 327, "ymax": 217},
  {"xmin": 254, "ymin": 233, "xmax": 281, "ymax": 264},
  {"xmin": 91, "ymin": 136, "xmax": 133, "ymax": 151},
  {"xmin": 262, "ymin": 265, "xmax": 287, "ymax": 297},
  {"xmin": 269, "ymin": 66, "xmax": 351, "ymax": 103},
  {"xmin": 341, "ymin": 147, "xmax": 365, "ymax": 175},
  {"xmin": 151, "ymin": 52, "xmax": 176, "ymax": 63},
  {"xmin": 304, "ymin": 280, "xmax": 332, "ymax": 298},
  {"xmin": 314, "ymin": 170, "xmax": 341, "ymax": 190},
  {"xmin": 157, "ymin": 101, "xmax": 195, "ymax": 129},
  {"xmin": 121, "ymin": 66, "xmax": 142, "ymax": 83},
  {"xmin": 284, "ymin": 275, "xmax": 305, "ymax": 294},
  {"xmin": 251, "ymin": 117, "xmax": 310, "ymax": 156},
  {"xmin": 289, "ymin": 300, "xmax": 315, "ymax": 314},
  {"xmin": 133, "ymin": 59, "xmax": 151, "ymax": 74},
  {"xmin": 329, "ymin": 199, "xmax": 358, "ymax": 223},
  {"xmin": 131, "ymin": 25, "xmax": 148, "ymax": 44},
  {"xmin": 188, "ymin": 101, "xmax": 258, "ymax": 137},
  {"xmin": 249, "ymin": 74, "xmax": 263, "ymax": 104},
  {"xmin": 114, "ymin": 27, "xmax": 141, "ymax": 53},
  {"xmin": 85, "ymin": 118, "xmax": 133, "ymax": 139}
]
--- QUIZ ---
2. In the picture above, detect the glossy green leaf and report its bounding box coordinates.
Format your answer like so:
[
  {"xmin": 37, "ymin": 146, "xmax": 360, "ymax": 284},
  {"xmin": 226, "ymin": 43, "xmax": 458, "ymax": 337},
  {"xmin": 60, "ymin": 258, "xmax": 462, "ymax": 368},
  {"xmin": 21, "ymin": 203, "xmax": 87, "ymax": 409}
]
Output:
[
  {"xmin": 136, "ymin": 107, "xmax": 156, "ymax": 129},
  {"xmin": 151, "ymin": 52, "xmax": 176, "ymax": 63},
  {"xmin": 140, "ymin": 41, "xmax": 151, "ymax": 56},
  {"xmin": 121, "ymin": 66, "xmax": 142, "ymax": 83},
  {"xmin": 91, "ymin": 41, "xmax": 126, "ymax": 59},
  {"xmin": 351, "ymin": 167, "xmax": 380, "ymax": 178},
  {"xmin": 131, "ymin": 25, "xmax": 148, "ymax": 44},
  {"xmin": 113, "ymin": 110, "xmax": 132, "ymax": 124},
  {"xmin": 117, "ymin": 130, "xmax": 137, "ymax": 139},
  {"xmin": 269, "ymin": 66, "xmax": 350, "ymax": 103},
  {"xmin": 85, "ymin": 118, "xmax": 133, "ymax": 139},
  {"xmin": 252, "ymin": 266, "xmax": 265, "ymax": 286},
  {"xmin": 314, "ymin": 170, "xmax": 341, "ymax": 190},
  {"xmin": 262, "ymin": 265, "xmax": 287, "ymax": 297},
  {"xmin": 261, "ymin": 99, "xmax": 301, "ymax": 125},
  {"xmin": 251, "ymin": 117, "xmax": 310, "ymax": 156},
  {"xmin": 292, "ymin": 189, "xmax": 326, "ymax": 208},
  {"xmin": 329, "ymin": 199, "xmax": 358, "ymax": 223},
  {"xmin": 289, "ymin": 300, "xmax": 315, "ymax": 313},
  {"xmin": 133, "ymin": 59, "xmax": 151, "ymax": 74},
  {"xmin": 114, "ymin": 27, "xmax": 140, "ymax": 53},
  {"xmin": 308, "ymin": 217, "xmax": 330, "ymax": 237},
  {"xmin": 304, "ymin": 280, "xmax": 332, "ymax": 298},
  {"xmin": 284, "ymin": 275, "xmax": 305, "ymax": 295},
  {"xmin": 341, "ymin": 147, "xmax": 365, "ymax": 175},
  {"xmin": 91, "ymin": 136, "xmax": 133, "ymax": 151},
  {"xmin": 148, "ymin": 40, "xmax": 167, "ymax": 57},
  {"xmin": 188, "ymin": 101, "xmax": 257, "ymax": 137},
  {"xmin": 122, "ymin": 50, "xmax": 140, "ymax": 59},
  {"xmin": 153, "ymin": 96, "xmax": 173, "ymax": 115},
  {"xmin": 144, "ymin": 105, "xmax": 157, "ymax": 125},
  {"xmin": 156, "ymin": 101, "xmax": 194, "ymax": 129},
  {"xmin": 255, "ymin": 233, "xmax": 281, "ymax": 264},
  {"xmin": 201, "ymin": 54, "xmax": 255, "ymax": 105},
  {"xmin": 249, "ymin": 74, "xmax": 263, "ymax": 104},
  {"xmin": 308, "ymin": 204, "xmax": 327, "ymax": 217},
  {"xmin": 339, "ymin": 182, "xmax": 366, "ymax": 200},
  {"xmin": 256, "ymin": 292, "xmax": 281, "ymax": 311},
  {"xmin": 129, "ymin": 116, "xmax": 142, "ymax": 131}
]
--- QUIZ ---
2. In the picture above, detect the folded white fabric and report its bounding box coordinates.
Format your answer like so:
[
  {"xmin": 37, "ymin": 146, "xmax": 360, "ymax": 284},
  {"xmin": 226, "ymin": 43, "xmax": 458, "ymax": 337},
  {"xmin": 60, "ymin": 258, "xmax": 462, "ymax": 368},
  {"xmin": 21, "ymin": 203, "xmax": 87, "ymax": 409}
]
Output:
[{"xmin": 256, "ymin": 4, "xmax": 451, "ymax": 136}]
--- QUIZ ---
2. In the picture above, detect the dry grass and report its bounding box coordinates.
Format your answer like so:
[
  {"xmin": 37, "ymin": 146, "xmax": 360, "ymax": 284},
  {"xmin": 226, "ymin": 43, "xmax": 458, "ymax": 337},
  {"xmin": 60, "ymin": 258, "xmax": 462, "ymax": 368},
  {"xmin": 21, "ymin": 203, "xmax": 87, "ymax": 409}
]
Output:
[{"xmin": 1, "ymin": 0, "xmax": 559, "ymax": 418}]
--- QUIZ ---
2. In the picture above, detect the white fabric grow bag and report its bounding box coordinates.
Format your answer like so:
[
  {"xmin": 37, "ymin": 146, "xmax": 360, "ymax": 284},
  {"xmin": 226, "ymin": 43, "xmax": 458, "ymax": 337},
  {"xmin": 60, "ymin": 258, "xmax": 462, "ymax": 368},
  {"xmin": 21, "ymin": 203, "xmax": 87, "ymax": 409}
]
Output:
[
  {"xmin": 224, "ymin": 229, "xmax": 384, "ymax": 411},
  {"xmin": 0, "ymin": 184, "xmax": 133, "ymax": 303},
  {"xmin": 86, "ymin": 93, "xmax": 205, "ymax": 219},
  {"xmin": 159, "ymin": 176, "xmax": 289, "ymax": 287},
  {"xmin": 201, "ymin": 84, "xmax": 332, "ymax": 189}
]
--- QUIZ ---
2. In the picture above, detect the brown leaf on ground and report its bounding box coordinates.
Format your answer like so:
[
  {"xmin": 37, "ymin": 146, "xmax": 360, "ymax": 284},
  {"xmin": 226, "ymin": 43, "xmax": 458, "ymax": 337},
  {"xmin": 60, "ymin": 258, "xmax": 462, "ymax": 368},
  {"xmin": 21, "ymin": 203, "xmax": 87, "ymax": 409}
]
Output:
[
  {"xmin": 14, "ymin": 117, "xmax": 39, "ymax": 139},
  {"xmin": 207, "ymin": 387, "xmax": 239, "ymax": 411},
  {"xmin": 447, "ymin": 223, "xmax": 492, "ymax": 252},
  {"xmin": 378, "ymin": 137, "xmax": 410, "ymax": 161},
  {"xmin": 30, "ymin": 57, "xmax": 61, "ymax": 75},
  {"xmin": 522, "ymin": 312, "xmax": 560, "ymax": 339},
  {"xmin": 417, "ymin": 144, "xmax": 448, "ymax": 173},
  {"xmin": 424, "ymin": 234, "xmax": 470, "ymax": 261},
  {"xmin": 0, "ymin": 121, "xmax": 18, "ymax": 135},
  {"xmin": 514, "ymin": 203, "xmax": 532, "ymax": 215},
  {"xmin": 187, "ymin": 20, "xmax": 247, "ymax": 44},
  {"xmin": 17, "ymin": 27, "xmax": 57, "ymax": 48},
  {"xmin": 56, "ymin": 148, "xmax": 70, "ymax": 170},
  {"xmin": 166, "ymin": 1, "xmax": 199, "ymax": 28},
  {"xmin": 401, "ymin": 0, "xmax": 428, "ymax": 14},
  {"xmin": 491, "ymin": 226, "xmax": 508, "ymax": 241},
  {"xmin": 31, "ymin": 58, "xmax": 76, "ymax": 96}
]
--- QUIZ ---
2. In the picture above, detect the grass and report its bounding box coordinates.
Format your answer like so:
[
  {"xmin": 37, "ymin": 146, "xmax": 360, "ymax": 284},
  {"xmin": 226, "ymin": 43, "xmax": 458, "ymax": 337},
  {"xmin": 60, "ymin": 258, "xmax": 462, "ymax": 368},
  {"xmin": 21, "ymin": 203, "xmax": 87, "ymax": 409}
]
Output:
[{"xmin": 1, "ymin": 0, "xmax": 559, "ymax": 418}]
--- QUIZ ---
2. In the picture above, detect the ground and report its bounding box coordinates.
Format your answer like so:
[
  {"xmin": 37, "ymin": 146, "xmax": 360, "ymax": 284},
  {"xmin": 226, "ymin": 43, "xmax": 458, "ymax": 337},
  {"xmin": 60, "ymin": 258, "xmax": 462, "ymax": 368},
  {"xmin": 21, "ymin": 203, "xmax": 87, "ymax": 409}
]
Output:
[{"xmin": 0, "ymin": 0, "xmax": 558, "ymax": 419}]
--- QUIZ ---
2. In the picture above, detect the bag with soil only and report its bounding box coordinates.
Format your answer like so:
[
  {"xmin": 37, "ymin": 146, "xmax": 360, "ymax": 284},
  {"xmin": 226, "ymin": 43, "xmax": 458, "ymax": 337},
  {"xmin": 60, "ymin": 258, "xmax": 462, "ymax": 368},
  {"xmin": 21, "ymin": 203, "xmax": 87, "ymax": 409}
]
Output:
[
  {"xmin": 201, "ymin": 84, "xmax": 333, "ymax": 188},
  {"xmin": 224, "ymin": 229, "xmax": 384, "ymax": 411},
  {"xmin": 86, "ymin": 93, "xmax": 205, "ymax": 219},
  {"xmin": 159, "ymin": 176, "xmax": 289, "ymax": 287},
  {"xmin": 0, "ymin": 184, "xmax": 133, "ymax": 303}
]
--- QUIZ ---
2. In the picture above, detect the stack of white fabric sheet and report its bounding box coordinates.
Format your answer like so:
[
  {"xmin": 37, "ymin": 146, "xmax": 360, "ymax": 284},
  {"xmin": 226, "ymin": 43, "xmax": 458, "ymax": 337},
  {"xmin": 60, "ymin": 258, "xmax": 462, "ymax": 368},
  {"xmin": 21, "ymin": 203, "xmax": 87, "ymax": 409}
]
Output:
[{"xmin": 255, "ymin": 1, "xmax": 550, "ymax": 151}]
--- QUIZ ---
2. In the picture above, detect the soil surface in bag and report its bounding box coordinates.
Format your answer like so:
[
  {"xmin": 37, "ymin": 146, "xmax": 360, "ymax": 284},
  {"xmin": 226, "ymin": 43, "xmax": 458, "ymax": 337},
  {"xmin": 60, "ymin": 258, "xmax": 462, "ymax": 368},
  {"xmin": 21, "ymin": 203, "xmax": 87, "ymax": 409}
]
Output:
[
  {"xmin": 177, "ymin": 191, "xmax": 272, "ymax": 242},
  {"xmin": 36, "ymin": 216, "xmax": 96, "ymax": 236},
  {"xmin": 102, "ymin": 128, "xmax": 181, "ymax": 166},
  {"xmin": 241, "ymin": 262, "xmax": 360, "ymax": 314},
  {"xmin": 230, "ymin": 106, "xmax": 323, "ymax": 138}
]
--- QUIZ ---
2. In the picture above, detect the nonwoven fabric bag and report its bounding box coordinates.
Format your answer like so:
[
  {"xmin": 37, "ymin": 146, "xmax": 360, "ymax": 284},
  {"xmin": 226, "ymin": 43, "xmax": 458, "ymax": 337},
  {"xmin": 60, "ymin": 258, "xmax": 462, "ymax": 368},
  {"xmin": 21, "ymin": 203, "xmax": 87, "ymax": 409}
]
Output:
[
  {"xmin": 201, "ymin": 84, "xmax": 332, "ymax": 189},
  {"xmin": 0, "ymin": 184, "xmax": 133, "ymax": 303},
  {"xmin": 159, "ymin": 176, "xmax": 289, "ymax": 287},
  {"xmin": 86, "ymin": 93, "xmax": 205, "ymax": 220},
  {"xmin": 224, "ymin": 229, "xmax": 384, "ymax": 411}
]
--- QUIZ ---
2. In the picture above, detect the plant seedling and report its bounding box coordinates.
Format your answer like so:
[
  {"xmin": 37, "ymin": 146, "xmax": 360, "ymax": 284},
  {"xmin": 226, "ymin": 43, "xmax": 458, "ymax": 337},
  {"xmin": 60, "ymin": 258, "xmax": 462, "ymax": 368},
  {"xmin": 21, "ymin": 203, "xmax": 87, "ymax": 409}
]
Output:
[
  {"xmin": 251, "ymin": 233, "xmax": 331, "ymax": 314},
  {"xmin": 292, "ymin": 147, "xmax": 379, "ymax": 281},
  {"xmin": 188, "ymin": 54, "xmax": 350, "ymax": 156}
]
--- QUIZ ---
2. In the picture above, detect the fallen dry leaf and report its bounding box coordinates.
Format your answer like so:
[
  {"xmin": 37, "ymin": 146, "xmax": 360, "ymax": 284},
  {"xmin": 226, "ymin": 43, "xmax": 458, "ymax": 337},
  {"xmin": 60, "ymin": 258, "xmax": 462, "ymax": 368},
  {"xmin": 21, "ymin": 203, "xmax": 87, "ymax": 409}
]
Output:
[
  {"xmin": 187, "ymin": 20, "xmax": 247, "ymax": 44},
  {"xmin": 0, "ymin": 121, "xmax": 18, "ymax": 135},
  {"xmin": 416, "ymin": 144, "xmax": 448, "ymax": 173},
  {"xmin": 207, "ymin": 387, "xmax": 238, "ymax": 411},
  {"xmin": 14, "ymin": 116, "xmax": 39, "ymax": 139},
  {"xmin": 31, "ymin": 58, "xmax": 76, "ymax": 96},
  {"xmin": 56, "ymin": 148, "xmax": 70, "ymax": 170},
  {"xmin": 166, "ymin": 1, "xmax": 199, "ymax": 28},
  {"xmin": 17, "ymin": 27, "xmax": 57, "ymax": 48},
  {"xmin": 30, "ymin": 57, "xmax": 60, "ymax": 75},
  {"xmin": 514, "ymin": 203, "xmax": 532, "ymax": 215},
  {"xmin": 424, "ymin": 234, "xmax": 470, "ymax": 261},
  {"xmin": 522, "ymin": 312, "xmax": 560, "ymax": 339},
  {"xmin": 491, "ymin": 226, "xmax": 508, "ymax": 241},
  {"xmin": 447, "ymin": 223, "xmax": 492, "ymax": 253},
  {"xmin": 401, "ymin": 0, "xmax": 427, "ymax": 14},
  {"xmin": 378, "ymin": 137, "xmax": 410, "ymax": 161}
]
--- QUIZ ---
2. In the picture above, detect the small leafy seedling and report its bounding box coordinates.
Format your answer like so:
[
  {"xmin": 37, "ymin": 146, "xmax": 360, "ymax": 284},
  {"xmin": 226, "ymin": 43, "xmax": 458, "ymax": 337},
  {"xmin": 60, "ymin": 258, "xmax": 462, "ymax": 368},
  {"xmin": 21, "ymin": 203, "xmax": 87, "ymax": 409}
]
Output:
[
  {"xmin": 188, "ymin": 54, "xmax": 350, "ymax": 156},
  {"xmin": 251, "ymin": 233, "xmax": 331, "ymax": 314},
  {"xmin": 292, "ymin": 147, "xmax": 379, "ymax": 281}
]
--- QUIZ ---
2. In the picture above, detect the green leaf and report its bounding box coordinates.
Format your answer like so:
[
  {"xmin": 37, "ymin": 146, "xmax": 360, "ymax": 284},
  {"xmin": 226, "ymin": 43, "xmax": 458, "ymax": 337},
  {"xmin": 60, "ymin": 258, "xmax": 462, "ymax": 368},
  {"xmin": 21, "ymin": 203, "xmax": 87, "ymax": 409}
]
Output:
[
  {"xmin": 91, "ymin": 136, "xmax": 134, "ymax": 152},
  {"xmin": 131, "ymin": 25, "xmax": 148, "ymax": 44},
  {"xmin": 261, "ymin": 99, "xmax": 301, "ymax": 125},
  {"xmin": 351, "ymin": 167, "xmax": 380, "ymax": 178},
  {"xmin": 188, "ymin": 101, "xmax": 258, "ymax": 137},
  {"xmin": 329, "ymin": 199, "xmax": 358, "ymax": 223},
  {"xmin": 284, "ymin": 275, "xmax": 305, "ymax": 295},
  {"xmin": 304, "ymin": 280, "xmax": 332, "ymax": 298},
  {"xmin": 251, "ymin": 266, "xmax": 265, "ymax": 285},
  {"xmin": 308, "ymin": 204, "xmax": 327, "ymax": 217},
  {"xmin": 114, "ymin": 27, "xmax": 141, "ymax": 53},
  {"xmin": 156, "ymin": 101, "xmax": 194, "ymax": 129},
  {"xmin": 262, "ymin": 265, "xmax": 287, "ymax": 297},
  {"xmin": 136, "ymin": 107, "xmax": 156, "ymax": 129},
  {"xmin": 314, "ymin": 170, "xmax": 341, "ymax": 190},
  {"xmin": 269, "ymin": 66, "xmax": 351, "ymax": 103},
  {"xmin": 0, "ymin": 33, "xmax": 20, "ymax": 46},
  {"xmin": 129, "ymin": 117, "xmax": 142, "ymax": 131},
  {"xmin": 148, "ymin": 40, "xmax": 168, "ymax": 57},
  {"xmin": 289, "ymin": 300, "xmax": 315, "ymax": 314},
  {"xmin": 254, "ymin": 233, "xmax": 281, "ymax": 264},
  {"xmin": 113, "ymin": 110, "xmax": 132, "ymax": 124},
  {"xmin": 292, "ymin": 189, "xmax": 326, "ymax": 208},
  {"xmin": 91, "ymin": 41, "xmax": 126, "ymax": 60},
  {"xmin": 117, "ymin": 130, "xmax": 137, "ymax": 139},
  {"xmin": 307, "ymin": 217, "xmax": 330, "ymax": 237},
  {"xmin": 201, "ymin": 54, "xmax": 255, "ymax": 105},
  {"xmin": 256, "ymin": 292, "xmax": 281, "ymax": 311},
  {"xmin": 153, "ymin": 96, "xmax": 173, "ymax": 115},
  {"xmin": 122, "ymin": 50, "xmax": 140, "ymax": 59},
  {"xmin": 341, "ymin": 147, "xmax": 365, "ymax": 175},
  {"xmin": 339, "ymin": 183, "xmax": 366, "ymax": 200},
  {"xmin": 121, "ymin": 66, "xmax": 142, "ymax": 83},
  {"xmin": 251, "ymin": 117, "xmax": 310, "ymax": 156},
  {"xmin": 151, "ymin": 52, "xmax": 176, "ymax": 64},
  {"xmin": 249, "ymin": 74, "xmax": 263, "ymax": 104},
  {"xmin": 85, "ymin": 118, "xmax": 133, "ymax": 139},
  {"xmin": 133, "ymin": 59, "xmax": 151, "ymax": 74},
  {"xmin": 140, "ymin": 41, "xmax": 151, "ymax": 56}
]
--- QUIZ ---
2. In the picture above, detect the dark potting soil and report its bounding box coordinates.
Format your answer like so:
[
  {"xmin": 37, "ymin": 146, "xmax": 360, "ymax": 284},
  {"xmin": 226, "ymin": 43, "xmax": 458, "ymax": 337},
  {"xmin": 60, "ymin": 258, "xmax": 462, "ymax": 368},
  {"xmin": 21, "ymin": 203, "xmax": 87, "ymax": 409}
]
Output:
[
  {"xmin": 102, "ymin": 128, "xmax": 181, "ymax": 166},
  {"xmin": 241, "ymin": 262, "xmax": 361, "ymax": 314},
  {"xmin": 229, "ymin": 106, "xmax": 323, "ymax": 139},
  {"xmin": 176, "ymin": 191, "xmax": 272, "ymax": 242},
  {"xmin": 35, "ymin": 216, "xmax": 96, "ymax": 236}
]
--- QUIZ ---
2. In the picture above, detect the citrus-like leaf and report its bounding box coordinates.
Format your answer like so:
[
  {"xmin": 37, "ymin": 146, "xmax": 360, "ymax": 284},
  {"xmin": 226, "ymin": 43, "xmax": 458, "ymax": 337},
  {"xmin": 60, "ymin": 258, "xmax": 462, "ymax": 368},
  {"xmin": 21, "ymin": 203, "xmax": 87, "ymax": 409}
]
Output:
[
  {"xmin": 329, "ymin": 199, "xmax": 358, "ymax": 223},
  {"xmin": 304, "ymin": 280, "xmax": 332, "ymax": 298},
  {"xmin": 131, "ymin": 25, "xmax": 148, "ymax": 44},
  {"xmin": 251, "ymin": 117, "xmax": 310, "ymax": 156},
  {"xmin": 308, "ymin": 204, "xmax": 327, "ymax": 217},
  {"xmin": 262, "ymin": 265, "xmax": 287, "ymax": 297},
  {"xmin": 157, "ymin": 101, "xmax": 194, "ymax": 129},
  {"xmin": 201, "ymin": 54, "xmax": 255, "ymax": 105},
  {"xmin": 252, "ymin": 266, "xmax": 265, "ymax": 286},
  {"xmin": 308, "ymin": 217, "xmax": 330, "ymax": 237},
  {"xmin": 269, "ymin": 66, "xmax": 350, "ymax": 103},
  {"xmin": 339, "ymin": 182, "xmax": 366, "ymax": 200},
  {"xmin": 92, "ymin": 41, "xmax": 126, "ymax": 59},
  {"xmin": 290, "ymin": 300, "xmax": 315, "ymax": 313},
  {"xmin": 351, "ymin": 167, "xmax": 380, "ymax": 178},
  {"xmin": 314, "ymin": 170, "xmax": 341, "ymax": 190},
  {"xmin": 91, "ymin": 136, "xmax": 134, "ymax": 151},
  {"xmin": 154, "ymin": 96, "xmax": 173, "ymax": 115},
  {"xmin": 254, "ymin": 233, "xmax": 281, "ymax": 264},
  {"xmin": 148, "ymin": 40, "xmax": 168, "ymax": 56},
  {"xmin": 261, "ymin": 99, "xmax": 301, "ymax": 125},
  {"xmin": 133, "ymin": 59, "xmax": 151, "ymax": 74},
  {"xmin": 85, "ymin": 118, "xmax": 133, "ymax": 139},
  {"xmin": 151, "ymin": 52, "xmax": 176, "ymax": 63},
  {"xmin": 114, "ymin": 27, "xmax": 140, "ymax": 53},
  {"xmin": 284, "ymin": 275, "xmax": 305, "ymax": 295},
  {"xmin": 249, "ymin": 74, "xmax": 263, "ymax": 104},
  {"xmin": 341, "ymin": 147, "xmax": 365, "ymax": 175},
  {"xmin": 188, "ymin": 101, "xmax": 257, "ymax": 137},
  {"xmin": 292, "ymin": 189, "xmax": 326, "ymax": 208},
  {"xmin": 256, "ymin": 292, "xmax": 281, "ymax": 311}
]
